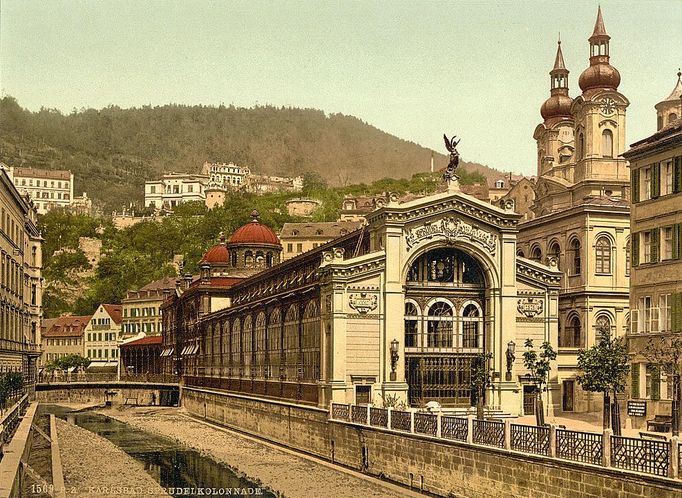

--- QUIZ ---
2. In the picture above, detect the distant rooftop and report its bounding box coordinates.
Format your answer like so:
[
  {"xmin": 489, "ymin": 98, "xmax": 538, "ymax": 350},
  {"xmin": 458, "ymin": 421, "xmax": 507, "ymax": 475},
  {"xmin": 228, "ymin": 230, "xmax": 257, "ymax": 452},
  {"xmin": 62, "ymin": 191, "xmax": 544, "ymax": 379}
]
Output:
[
  {"xmin": 12, "ymin": 167, "xmax": 72, "ymax": 181},
  {"xmin": 280, "ymin": 221, "xmax": 364, "ymax": 238}
]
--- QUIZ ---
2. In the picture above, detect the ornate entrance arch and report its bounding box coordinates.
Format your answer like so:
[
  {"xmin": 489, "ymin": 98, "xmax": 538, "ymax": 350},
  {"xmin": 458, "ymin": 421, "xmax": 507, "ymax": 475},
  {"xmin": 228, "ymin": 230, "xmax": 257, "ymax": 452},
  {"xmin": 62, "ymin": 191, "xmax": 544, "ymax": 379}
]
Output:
[{"xmin": 404, "ymin": 247, "xmax": 488, "ymax": 406}]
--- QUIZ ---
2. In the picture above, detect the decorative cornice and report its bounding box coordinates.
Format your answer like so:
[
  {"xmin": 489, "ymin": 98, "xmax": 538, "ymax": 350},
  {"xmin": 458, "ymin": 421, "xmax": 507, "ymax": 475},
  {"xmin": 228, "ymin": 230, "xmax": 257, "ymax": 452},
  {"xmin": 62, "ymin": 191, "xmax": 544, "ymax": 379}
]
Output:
[{"xmin": 516, "ymin": 258, "xmax": 562, "ymax": 287}]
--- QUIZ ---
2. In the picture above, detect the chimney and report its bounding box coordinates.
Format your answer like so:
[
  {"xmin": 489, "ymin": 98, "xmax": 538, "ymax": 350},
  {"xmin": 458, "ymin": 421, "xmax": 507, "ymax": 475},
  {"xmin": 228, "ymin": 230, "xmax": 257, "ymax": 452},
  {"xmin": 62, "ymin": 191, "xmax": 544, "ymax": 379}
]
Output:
[{"xmin": 183, "ymin": 273, "xmax": 193, "ymax": 290}]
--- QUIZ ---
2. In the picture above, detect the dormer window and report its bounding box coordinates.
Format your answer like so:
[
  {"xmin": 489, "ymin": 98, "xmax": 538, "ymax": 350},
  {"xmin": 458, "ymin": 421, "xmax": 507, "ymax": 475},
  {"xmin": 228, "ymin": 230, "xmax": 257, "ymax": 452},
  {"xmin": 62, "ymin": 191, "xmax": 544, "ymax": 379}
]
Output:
[{"xmin": 495, "ymin": 180, "xmax": 505, "ymax": 189}]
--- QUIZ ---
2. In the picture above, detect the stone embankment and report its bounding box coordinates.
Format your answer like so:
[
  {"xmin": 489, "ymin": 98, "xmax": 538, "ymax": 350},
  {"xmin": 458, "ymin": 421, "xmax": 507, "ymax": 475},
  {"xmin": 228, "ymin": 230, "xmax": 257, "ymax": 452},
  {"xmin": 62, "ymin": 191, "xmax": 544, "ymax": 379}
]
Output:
[
  {"xmin": 55, "ymin": 418, "xmax": 171, "ymax": 498},
  {"xmin": 102, "ymin": 406, "xmax": 420, "ymax": 498}
]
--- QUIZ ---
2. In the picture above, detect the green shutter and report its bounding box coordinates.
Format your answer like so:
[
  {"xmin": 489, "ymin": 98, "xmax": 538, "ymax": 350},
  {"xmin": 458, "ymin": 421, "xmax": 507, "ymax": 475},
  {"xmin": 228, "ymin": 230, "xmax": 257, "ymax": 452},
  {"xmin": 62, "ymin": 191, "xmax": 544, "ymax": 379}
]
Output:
[
  {"xmin": 672, "ymin": 293, "xmax": 682, "ymax": 333},
  {"xmin": 651, "ymin": 366, "xmax": 661, "ymax": 401},
  {"xmin": 632, "ymin": 232, "xmax": 640, "ymax": 267},
  {"xmin": 651, "ymin": 229, "xmax": 659, "ymax": 263},
  {"xmin": 674, "ymin": 156, "xmax": 682, "ymax": 194},
  {"xmin": 632, "ymin": 168, "xmax": 640, "ymax": 203},
  {"xmin": 673, "ymin": 224, "xmax": 681, "ymax": 260},
  {"xmin": 631, "ymin": 363, "xmax": 640, "ymax": 399},
  {"xmin": 651, "ymin": 162, "xmax": 660, "ymax": 199}
]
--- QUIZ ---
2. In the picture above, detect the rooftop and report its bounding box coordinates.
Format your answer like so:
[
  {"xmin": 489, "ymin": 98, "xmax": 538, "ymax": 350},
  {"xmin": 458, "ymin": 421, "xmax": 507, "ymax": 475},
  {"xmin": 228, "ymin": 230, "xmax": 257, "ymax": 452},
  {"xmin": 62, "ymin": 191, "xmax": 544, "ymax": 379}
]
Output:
[
  {"xmin": 12, "ymin": 167, "xmax": 71, "ymax": 181},
  {"xmin": 42, "ymin": 315, "xmax": 91, "ymax": 337},
  {"xmin": 280, "ymin": 221, "xmax": 364, "ymax": 238}
]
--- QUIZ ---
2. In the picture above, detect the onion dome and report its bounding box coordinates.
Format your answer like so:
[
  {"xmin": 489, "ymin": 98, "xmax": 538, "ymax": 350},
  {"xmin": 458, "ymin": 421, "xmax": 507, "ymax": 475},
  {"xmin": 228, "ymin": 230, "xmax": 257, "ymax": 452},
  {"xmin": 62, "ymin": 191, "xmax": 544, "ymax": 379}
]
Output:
[
  {"xmin": 200, "ymin": 233, "xmax": 229, "ymax": 263},
  {"xmin": 540, "ymin": 40, "xmax": 574, "ymax": 121},
  {"xmin": 228, "ymin": 210, "xmax": 281, "ymax": 246},
  {"xmin": 578, "ymin": 7, "xmax": 621, "ymax": 92}
]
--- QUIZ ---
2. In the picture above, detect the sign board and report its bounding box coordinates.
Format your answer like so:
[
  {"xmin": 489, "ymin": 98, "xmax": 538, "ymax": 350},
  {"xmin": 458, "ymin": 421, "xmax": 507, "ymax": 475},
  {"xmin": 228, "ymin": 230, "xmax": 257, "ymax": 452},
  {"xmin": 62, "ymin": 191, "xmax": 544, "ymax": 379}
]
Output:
[{"xmin": 627, "ymin": 400, "xmax": 647, "ymax": 417}]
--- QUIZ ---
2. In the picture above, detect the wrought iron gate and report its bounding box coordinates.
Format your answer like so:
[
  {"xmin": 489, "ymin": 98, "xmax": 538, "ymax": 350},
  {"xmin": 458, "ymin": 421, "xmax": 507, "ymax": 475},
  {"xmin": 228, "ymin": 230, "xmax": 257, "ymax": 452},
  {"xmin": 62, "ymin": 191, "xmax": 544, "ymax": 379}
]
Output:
[{"xmin": 406, "ymin": 355, "xmax": 475, "ymax": 406}]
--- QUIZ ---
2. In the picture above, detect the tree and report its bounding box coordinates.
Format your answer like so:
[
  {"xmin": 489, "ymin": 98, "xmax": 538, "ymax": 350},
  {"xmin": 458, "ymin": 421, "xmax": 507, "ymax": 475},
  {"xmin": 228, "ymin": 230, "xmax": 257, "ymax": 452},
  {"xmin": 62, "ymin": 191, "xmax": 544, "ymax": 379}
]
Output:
[
  {"xmin": 470, "ymin": 352, "xmax": 493, "ymax": 420},
  {"xmin": 522, "ymin": 339, "xmax": 557, "ymax": 426},
  {"xmin": 45, "ymin": 354, "xmax": 91, "ymax": 373},
  {"xmin": 643, "ymin": 336, "xmax": 682, "ymax": 437},
  {"xmin": 576, "ymin": 324, "xmax": 630, "ymax": 434},
  {"xmin": 0, "ymin": 372, "xmax": 24, "ymax": 411}
]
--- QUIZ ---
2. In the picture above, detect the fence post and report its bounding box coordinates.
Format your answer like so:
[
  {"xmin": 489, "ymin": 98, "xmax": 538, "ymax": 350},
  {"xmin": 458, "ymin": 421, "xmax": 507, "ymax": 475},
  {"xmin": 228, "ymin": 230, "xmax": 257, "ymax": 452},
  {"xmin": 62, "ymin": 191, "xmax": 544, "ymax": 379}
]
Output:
[
  {"xmin": 387, "ymin": 408, "xmax": 392, "ymax": 430},
  {"xmin": 504, "ymin": 420, "xmax": 511, "ymax": 450},
  {"xmin": 410, "ymin": 409, "xmax": 415, "ymax": 433},
  {"xmin": 602, "ymin": 428, "xmax": 612, "ymax": 468},
  {"xmin": 671, "ymin": 436, "xmax": 679, "ymax": 479},
  {"xmin": 329, "ymin": 401, "xmax": 333, "ymax": 420},
  {"xmin": 467, "ymin": 415, "xmax": 474, "ymax": 444},
  {"xmin": 549, "ymin": 424, "xmax": 557, "ymax": 458},
  {"xmin": 436, "ymin": 412, "xmax": 442, "ymax": 438},
  {"xmin": 366, "ymin": 404, "xmax": 371, "ymax": 425}
]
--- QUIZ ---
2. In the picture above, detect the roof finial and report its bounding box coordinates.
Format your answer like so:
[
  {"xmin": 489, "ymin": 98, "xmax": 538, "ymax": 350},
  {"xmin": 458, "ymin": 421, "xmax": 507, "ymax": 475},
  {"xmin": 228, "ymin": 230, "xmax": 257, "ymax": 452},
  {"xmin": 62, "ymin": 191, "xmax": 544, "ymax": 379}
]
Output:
[
  {"xmin": 219, "ymin": 231, "xmax": 226, "ymax": 244},
  {"xmin": 553, "ymin": 36, "xmax": 567, "ymax": 71},
  {"xmin": 591, "ymin": 5, "xmax": 608, "ymax": 38},
  {"xmin": 250, "ymin": 209, "xmax": 260, "ymax": 222}
]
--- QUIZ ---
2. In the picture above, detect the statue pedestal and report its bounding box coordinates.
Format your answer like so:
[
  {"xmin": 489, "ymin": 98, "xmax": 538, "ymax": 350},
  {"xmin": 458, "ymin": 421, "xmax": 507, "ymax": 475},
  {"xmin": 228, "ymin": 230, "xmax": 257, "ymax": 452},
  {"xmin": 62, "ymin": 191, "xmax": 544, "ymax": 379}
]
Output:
[{"xmin": 447, "ymin": 174, "xmax": 460, "ymax": 193}]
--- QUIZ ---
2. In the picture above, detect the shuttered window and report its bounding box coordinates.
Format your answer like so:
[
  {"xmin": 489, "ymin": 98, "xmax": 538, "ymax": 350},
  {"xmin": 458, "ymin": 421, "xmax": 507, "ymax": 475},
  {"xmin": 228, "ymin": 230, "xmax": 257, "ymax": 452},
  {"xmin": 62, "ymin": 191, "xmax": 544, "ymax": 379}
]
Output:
[
  {"xmin": 631, "ymin": 363, "xmax": 640, "ymax": 399},
  {"xmin": 632, "ymin": 168, "xmax": 640, "ymax": 203},
  {"xmin": 651, "ymin": 162, "xmax": 660, "ymax": 199},
  {"xmin": 673, "ymin": 224, "xmax": 681, "ymax": 260},
  {"xmin": 650, "ymin": 229, "xmax": 659, "ymax": 263},
  {"xmin": 671, "ymin": 292, "xmax": 682, "ymax": 333},
  {"xmin": 632, "ymin": 232, "xmax": 640, "ymax": 267},
  {"xmin": 674, "ymin": 156, "xmax": 682, "ymax": 194}
]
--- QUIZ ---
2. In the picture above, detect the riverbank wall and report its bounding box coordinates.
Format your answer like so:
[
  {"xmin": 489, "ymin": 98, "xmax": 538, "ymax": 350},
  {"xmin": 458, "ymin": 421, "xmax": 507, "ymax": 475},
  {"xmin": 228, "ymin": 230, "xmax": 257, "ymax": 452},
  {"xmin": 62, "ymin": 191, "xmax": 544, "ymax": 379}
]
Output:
[{"xmin": 182, "ymin": 386, "xmax": 682, "ymax": 498}]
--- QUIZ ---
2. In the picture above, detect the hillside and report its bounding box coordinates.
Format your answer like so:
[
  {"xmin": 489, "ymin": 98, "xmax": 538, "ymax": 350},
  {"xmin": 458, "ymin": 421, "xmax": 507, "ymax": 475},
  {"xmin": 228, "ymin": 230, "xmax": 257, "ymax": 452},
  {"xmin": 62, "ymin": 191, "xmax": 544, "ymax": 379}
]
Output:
[{"xmin": 0, "ymin": 97, "xmax": 505, "ymax": 211}]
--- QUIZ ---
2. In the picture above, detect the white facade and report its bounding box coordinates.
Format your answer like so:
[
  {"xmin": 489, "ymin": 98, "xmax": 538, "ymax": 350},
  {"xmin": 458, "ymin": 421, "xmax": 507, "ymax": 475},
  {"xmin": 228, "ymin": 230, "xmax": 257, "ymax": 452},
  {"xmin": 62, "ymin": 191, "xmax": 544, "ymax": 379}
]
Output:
[
  {"xmin": 2, "ymin": 164, "xmax": 75, "ymax": 215},
  {"xmin": 145, "ymin": 173, "xmax": 209, "ymax": 209},
  {"xmin": 202, "ymin": 161, "xmax": 250, "ymax": 188}
]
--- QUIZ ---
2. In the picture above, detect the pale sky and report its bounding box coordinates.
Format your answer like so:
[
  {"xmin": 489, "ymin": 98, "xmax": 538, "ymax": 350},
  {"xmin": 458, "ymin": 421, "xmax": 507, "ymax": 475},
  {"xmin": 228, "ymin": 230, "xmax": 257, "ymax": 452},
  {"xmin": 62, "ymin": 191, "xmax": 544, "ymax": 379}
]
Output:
[{"xmin": 1, "ymin": 0, "xmax": 680, "ymax": 175}]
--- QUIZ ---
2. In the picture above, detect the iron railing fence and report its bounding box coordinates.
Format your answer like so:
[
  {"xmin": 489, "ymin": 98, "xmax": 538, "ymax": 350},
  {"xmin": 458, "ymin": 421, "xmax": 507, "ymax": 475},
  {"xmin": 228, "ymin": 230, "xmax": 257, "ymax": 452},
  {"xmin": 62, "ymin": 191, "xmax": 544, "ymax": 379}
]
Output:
[
  {"xmin": 391, "ymin": 410, "xmax": 412, "ymax": 432},
  {"xmin": 611, "ymin": 435, "xmax": 670, "ymax": 477},
  {"xmin": 556, "ymin": 429, "xmax": 603, "ymax": 465},
  {"xmin": 510, "ymin": 424, "xmax": 550, "ymax": 456},
  {"xmin": 441, "ymin": 416, "xmax": 468, "ymax": 442},
  {"xmin": 472, "ymin": 419, "xmax": 505, "ymax": 448},
  {"xmin": 414, "ymin": 413, "xmax": 438, "ymax": 436},
  {"xmin": 370, "ymin": 407, "xmax": 389, "ymax": 428},
  {"xmin": 331, "ymin": 403, "xmax": 350, "ymax": 421}
]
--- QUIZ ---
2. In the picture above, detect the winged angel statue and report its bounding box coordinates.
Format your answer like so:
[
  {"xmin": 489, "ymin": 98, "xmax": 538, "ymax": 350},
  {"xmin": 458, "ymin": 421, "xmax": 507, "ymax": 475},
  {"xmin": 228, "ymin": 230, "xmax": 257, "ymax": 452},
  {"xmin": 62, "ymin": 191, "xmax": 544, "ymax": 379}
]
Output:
[{"xmin": 443, "ymin": 134, "xmax": 461, "ymax": 181}]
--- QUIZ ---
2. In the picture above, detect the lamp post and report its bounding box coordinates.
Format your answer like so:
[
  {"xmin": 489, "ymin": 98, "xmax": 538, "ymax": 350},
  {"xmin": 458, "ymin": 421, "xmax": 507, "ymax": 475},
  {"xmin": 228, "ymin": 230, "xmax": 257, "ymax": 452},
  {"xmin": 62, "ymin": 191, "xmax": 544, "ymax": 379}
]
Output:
[
  {"xmin": 390, "ymin": 339, "xmax": 399, "ymax": 382},
  {"xmin": 505, "ymin": 341, "xmax": 516, "ymax": 381}
]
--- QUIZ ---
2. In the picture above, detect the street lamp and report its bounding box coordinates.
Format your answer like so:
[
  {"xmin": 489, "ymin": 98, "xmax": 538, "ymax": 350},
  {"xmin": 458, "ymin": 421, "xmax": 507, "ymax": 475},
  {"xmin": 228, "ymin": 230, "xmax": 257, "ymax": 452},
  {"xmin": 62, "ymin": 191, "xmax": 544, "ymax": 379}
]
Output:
[
  {"xmin": 506, "ymin": 341, "xmax": 516, "ymax": 381},
  {"xmin": 390, "ymin": 339, "xmax": 399, "ymax": 381}
]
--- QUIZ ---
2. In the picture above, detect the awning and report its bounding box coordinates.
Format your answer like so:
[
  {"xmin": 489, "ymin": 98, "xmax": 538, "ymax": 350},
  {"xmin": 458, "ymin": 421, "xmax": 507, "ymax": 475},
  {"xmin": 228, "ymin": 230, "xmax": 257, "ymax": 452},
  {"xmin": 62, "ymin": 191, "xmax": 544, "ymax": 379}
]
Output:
[{"xmin": 160, "ymin": 347, "xmax": 173, "ymax": 357}]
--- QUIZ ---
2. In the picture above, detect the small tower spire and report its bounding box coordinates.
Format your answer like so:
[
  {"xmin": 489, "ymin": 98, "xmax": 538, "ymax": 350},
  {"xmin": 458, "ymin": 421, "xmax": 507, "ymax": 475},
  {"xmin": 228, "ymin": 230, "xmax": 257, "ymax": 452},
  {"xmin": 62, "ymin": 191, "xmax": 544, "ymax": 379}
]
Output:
[
  {"xmin": 591, "ymin": 6, "xmax": 608, "ymax": 39},
  {"xmin": 588, "ymin": 6, "xmax": 611, "ymax": 61},
  {"xmin": 550, "ymin": 38, "xmax": 569, "ymax": 91}
]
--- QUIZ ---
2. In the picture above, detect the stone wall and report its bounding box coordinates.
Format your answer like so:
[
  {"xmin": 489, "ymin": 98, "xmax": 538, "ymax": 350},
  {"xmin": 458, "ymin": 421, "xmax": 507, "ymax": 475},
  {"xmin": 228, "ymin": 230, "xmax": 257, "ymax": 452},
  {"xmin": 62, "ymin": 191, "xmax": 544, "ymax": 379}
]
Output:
[
  {"xmin": 36, "ymin": 385, "xmax": 177, "ymax": 406},
  {"xmin": 182, "ymin": 387, "xmax": 682, "ymax": 498}
]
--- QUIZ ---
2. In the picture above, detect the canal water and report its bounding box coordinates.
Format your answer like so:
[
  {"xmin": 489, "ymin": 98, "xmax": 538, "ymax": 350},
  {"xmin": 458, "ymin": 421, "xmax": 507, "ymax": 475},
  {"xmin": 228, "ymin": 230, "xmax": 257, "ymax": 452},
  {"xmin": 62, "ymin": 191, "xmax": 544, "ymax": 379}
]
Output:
[{"xmin": 40, "ymin": 405, "xmax": 276, "ymax": 497}]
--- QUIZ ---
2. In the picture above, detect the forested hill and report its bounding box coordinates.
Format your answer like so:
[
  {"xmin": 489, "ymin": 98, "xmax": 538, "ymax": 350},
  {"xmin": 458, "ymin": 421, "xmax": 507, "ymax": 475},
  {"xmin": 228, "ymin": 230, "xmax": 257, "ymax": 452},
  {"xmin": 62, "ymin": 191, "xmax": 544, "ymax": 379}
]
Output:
[{"xmin": 0, "ymin": 97, "xmax": 505, "ymax": 211}]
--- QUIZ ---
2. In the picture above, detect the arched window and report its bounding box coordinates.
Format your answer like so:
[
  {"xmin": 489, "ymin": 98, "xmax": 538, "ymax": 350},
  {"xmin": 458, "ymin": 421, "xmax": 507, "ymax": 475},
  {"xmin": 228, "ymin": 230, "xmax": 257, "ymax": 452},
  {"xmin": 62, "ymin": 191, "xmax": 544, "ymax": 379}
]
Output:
[
  {"xmin": 255, "ymin": 251, "xmax": 265, "ymax": 268},
  {"xmin": 427, "ymin": 301, "xmax": 453, "ymax": 348},
  {"xmin": 560, "ymin": 314, "xmax": 583, "ymax": 348},
  {"xmin": 244, "ymin": 251, "xmax": 254, "ymax": 267},
  {"xmin": 595, "ymin": 236, "xmax": 612, "ymax": 274},
  {"xmin": 301, "ymin": 301, "xmax": 320, "ymax": 381},
  {"xmin": 266, "ymin": 252, "xmax": 273, "ymax": 267},
  {"xmin": 242, "ymin": 315, "xmax": 253, "ymax": 378},
  {"xmin": 283, "ymin": 305, "xmax": 300, "ymax": 380},
  {"xmin": 230, "ymin": 319, "xmax": 240, "ymax": 377},
  {"xmin": 578, "ymin": 133, "xmax": 585, "ymax": 160},
  {"xmin": 669, "ymin": 113, "xmax": 678, "ymax": 123},
  {"xmin": 531, "ymin": 246, "xmax": 542, "ymax": 263},
  {"xmin": 267, "ymin": 308, "xmax": 281, "ymax": 379},
  {"xmin": 516, "ymin": 249, "xmax": 525, "ymax": 258},
  {"xmin": 602, "ymin": 130, "xmax": 613, "ymax": 158},
  {"xmin": 254, "ymin": 312, "xmax": 266, "ymax": 379},
  {"xmin": 231, "ymin": 251, "xmax": 237, "ymax": 267},
  {"xmin": 407, "ymin": 248, "xmax": 485, "ymax": 285},
  {"xmin": 548, "ymin": 241, "xmax": 561, "ymax": 269},
  {"xmin": 570, "ymin": 238, "xmax": 581, "ymax": 275},
  {"xmin": 404, "ymin": 301, "xmax": 419, "ymax": 348},
  {"xmin": 461, "ymin": 303, "xmax": 483, "ymax": 349},
  {"xmin": 595, "ymin": 315, "xmax": 611, "ymax": 341}
]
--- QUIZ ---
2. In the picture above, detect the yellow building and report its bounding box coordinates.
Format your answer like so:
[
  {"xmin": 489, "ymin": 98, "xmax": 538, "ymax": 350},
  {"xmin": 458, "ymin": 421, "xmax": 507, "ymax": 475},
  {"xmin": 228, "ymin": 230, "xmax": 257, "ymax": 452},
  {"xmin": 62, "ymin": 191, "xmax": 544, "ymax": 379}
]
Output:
[
  {"xmin": 623, "ymin": 72, "xmax": 682, "ymax": 423},
  {"xmin": 279, "ymin": 221, "xmax": 364, "ymax": 260},
  {"xmin": 516, "ymin": 8, "xmax": 630, "ymax": 413},
  {"xmin": 0, "ymin": 167, "xmax": 42, "ymax": 391},
  {"xmin": 121, "ymin": 277, "xmax": 177, "ymax": 339},
  {"xmin": 84, "ymin": 304, "xmax": 122, "ymax": 369},
  {"xmin": 41, "ymin": 315, "xmax": 90, "ymax": 364}
]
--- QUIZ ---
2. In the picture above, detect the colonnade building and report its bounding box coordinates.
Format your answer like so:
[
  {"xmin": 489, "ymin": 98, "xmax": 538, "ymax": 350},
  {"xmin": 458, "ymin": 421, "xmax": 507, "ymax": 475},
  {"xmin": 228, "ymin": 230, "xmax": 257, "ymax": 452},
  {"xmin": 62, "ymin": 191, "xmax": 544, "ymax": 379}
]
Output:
[{"xmin": 161, "ymin": 179, "xmax": 561, "ymax": 415}]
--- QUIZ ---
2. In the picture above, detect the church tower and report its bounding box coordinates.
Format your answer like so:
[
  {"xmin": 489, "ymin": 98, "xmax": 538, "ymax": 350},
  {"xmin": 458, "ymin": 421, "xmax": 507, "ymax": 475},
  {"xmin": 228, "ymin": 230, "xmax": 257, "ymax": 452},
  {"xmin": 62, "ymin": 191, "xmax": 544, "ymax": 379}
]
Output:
[
  {"xmin": 572, "ymin": 6, "xmax": 629, "ymax": 186},
  {"xmin": 534, "ymin": 39, "xmax": 575, "ymax": 180}
]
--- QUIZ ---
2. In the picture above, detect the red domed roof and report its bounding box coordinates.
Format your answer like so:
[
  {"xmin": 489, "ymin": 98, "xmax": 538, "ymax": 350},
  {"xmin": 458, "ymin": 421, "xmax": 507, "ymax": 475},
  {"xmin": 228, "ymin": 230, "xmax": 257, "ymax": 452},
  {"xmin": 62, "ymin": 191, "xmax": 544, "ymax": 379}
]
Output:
[
  {"xmin": 201, "ymin": 241, "xmax": 229, "ymax": 264},
  {"xmin": 228, "ymin": 210, "xmax": 280, "ymax": 246}
]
